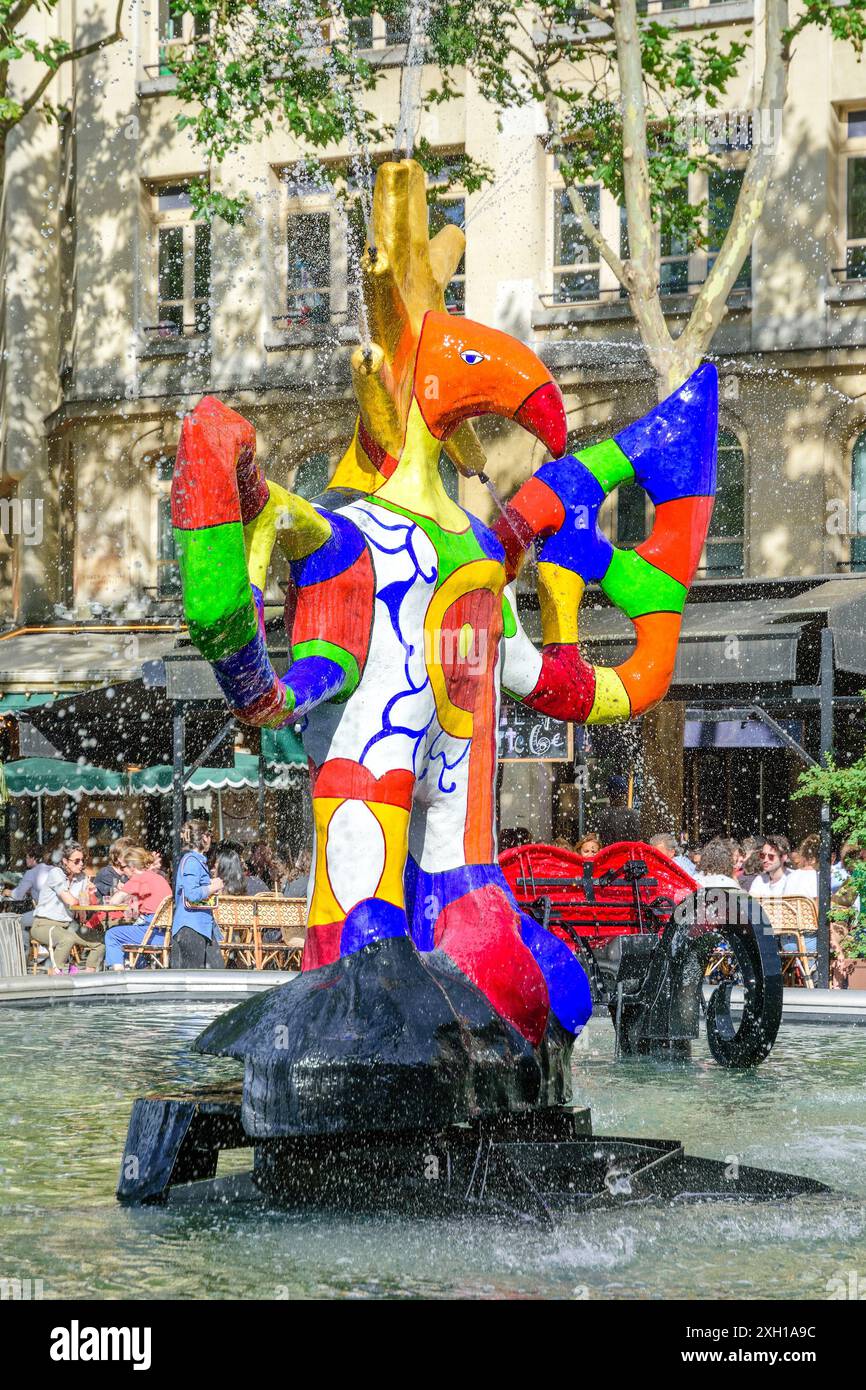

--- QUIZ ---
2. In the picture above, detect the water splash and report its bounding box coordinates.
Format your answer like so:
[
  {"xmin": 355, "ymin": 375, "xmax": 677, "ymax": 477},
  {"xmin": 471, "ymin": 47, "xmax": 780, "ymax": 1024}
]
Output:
[
  {"xmin": 292, "ymin": 0, "xmax": 376, "ymax": 350},
  {"xmin": 395, "ymin": 0, "xmax": 431, "ymax": 160}
]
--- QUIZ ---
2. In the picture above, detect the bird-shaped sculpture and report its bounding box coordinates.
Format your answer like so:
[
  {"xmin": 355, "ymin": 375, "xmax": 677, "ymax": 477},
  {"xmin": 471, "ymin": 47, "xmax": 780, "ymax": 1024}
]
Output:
[{"xmin": 171, "ymin": 159, "xmax": 717, "ymax": 1139}]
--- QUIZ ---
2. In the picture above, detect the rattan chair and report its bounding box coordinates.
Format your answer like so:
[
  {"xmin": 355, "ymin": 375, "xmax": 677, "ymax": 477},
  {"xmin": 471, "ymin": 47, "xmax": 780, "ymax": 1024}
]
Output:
[
  {"xmin": 256, "ymin": 894, "xmax": 306, "ymax": 971},
  {"xmin": 758, "ymin": 895, "xmax": 818, "ymax": 988},
  {"xmin": 214, "ymin": 895, "xmax": 260, "ymax": 969},
  {"xmin": 122, "ymin": 896, "xmax": 173, "ymax": 969}
]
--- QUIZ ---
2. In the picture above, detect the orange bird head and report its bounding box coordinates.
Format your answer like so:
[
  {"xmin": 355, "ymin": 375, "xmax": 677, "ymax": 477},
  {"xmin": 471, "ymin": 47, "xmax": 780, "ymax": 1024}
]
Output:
[{"xmin": 413, "ymin": 310, "xmax": 567, "ymax": 464}]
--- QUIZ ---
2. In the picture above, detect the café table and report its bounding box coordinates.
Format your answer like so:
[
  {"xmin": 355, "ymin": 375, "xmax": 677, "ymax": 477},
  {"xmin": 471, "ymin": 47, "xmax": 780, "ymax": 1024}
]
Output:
[{"xmin": 67, "ymin": 903, "xmax": 128, "ymax": 938}]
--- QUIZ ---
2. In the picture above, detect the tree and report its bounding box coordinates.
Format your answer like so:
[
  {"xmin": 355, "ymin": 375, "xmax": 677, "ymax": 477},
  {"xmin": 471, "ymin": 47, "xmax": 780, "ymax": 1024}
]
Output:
[
  {"xmin": 427, "ymin": 0, "xmax": 866, "ymax": 396},
  {"xmin": 0, "ymin": 0, "xmax": 125, "ymax": 202},
  {"xmin": 161, "ymin": 1, "xmax": 487, "ymax": 226},
  {"xmin": 795, "ymin": 751, "xmax": 866, "ymax": 850},
  {"xmin": 162, "ymin": 0, "xmax": 866, "ymax": 396}
]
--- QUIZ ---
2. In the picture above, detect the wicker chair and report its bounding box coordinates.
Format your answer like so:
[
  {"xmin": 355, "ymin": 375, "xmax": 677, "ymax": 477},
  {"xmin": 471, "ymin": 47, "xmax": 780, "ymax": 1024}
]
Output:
[
  {"xmin": 759, "ymin": 895, "xmax": 818, "ymax": 988},
  {"xmin": 255, "ymin": 895, "xmax": 306, "ymax": 971},
  {"xmin": 214, "ymin": 895, "xmax": 260, "ymax": 969},
  {"xmin": 122, "ymin": 896, "xmax": 173, "ymax": 969}
]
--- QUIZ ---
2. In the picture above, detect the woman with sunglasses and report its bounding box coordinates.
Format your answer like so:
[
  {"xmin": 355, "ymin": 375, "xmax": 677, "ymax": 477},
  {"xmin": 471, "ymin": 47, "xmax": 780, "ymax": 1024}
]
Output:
[{"xmin": 30, "ymin": 843, "xmax": 106, "ymax": 974}]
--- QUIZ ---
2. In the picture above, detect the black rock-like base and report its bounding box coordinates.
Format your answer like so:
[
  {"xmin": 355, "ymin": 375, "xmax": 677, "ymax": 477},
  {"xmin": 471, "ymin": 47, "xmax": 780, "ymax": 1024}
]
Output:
[
  {"xmin": 116, "ymin": 1088, "xmax": 831, "ymax": 1221},
  {"xmin": 193, "ymin": 936, "xmax": 572, "ymax": 1138}
]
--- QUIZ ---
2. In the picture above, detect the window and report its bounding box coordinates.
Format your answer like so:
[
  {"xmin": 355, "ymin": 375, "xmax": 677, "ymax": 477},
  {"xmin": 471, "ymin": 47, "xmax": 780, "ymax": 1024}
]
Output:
[
  {"xmin": 703, "ymin": 427, "xmax": 745, "ymax": 576},
  {"xmin": 152, "ymin": 452, "xmax": 181, "ymax": 599},
  {"xmin": 429, "ymin": 162, "xmax": 466, "ymax": 312},
  {"xmin": 383, "ymin": 5, "xmax": 410, "ymax": 45},
  {"xmin": 349, "ymin": 15, "xmax": 375, "ymax": 48},
  {"xmin": 149, "ymin": 184, "xmax": 210, "ymax": 338},
  {"xmin": 708, "ymin": 167, "xmax": 751, "ymax": 292},
  {"xmin": 293, "ymin": 452, "xmax": 332, "ymax": 501},
  {"xmin": 658, "ymin": 185, "xmax": 690, "ymax": 294},
  {"xmin": 429, "ymin": 199, "xmax": 465, "ymax": 311},
  {"xmin": 157, "ymin": 496, "xmax": 182, "ymax": 598},
  {"xmin": 843, "ymin": 110, "xmax": 866, "ymax": 281},
  {"xmin": 157, "ymin": 0, "xmax": 208, "ymax": 76},
  {"xmin": 620, "ymin": 191, "xmax": 688, "ymax": 296},
  {"xmin": 287, "ymin": 211, "xmax": 332, "ymax": 325},
  {"xmin": 553, "ymin": 186, "xmax": 600, "ymax": 303},
  {"xmin": 280, "ymin": 170, "xmax": 362, "ymax": 330},
  {"xmin": 852, "ymin": 430, "xmax": 866, "ymax": 572}
]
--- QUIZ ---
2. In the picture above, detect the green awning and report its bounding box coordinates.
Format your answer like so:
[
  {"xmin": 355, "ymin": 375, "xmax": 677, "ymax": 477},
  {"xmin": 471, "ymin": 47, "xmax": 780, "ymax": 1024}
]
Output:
[
  {"xmin": 260, "ymin": 725, "xmax": 306, "ymax": 767},
  {"xmin": 2, "ymin": 758, "xmax": 126, "ymax": 797},
  {"xmin": 130, "ymin": 751, "xmax": 303, "ymax": 796},
  {"xmin": 0, "ymin": 692, "xmax": 71, "ymax": 712}
]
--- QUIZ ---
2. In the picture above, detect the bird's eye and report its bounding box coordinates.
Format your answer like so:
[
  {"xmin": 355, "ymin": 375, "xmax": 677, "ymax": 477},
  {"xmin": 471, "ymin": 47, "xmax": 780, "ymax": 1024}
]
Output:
[{"xmin": 460, "ymin": 349, "xmax": 486, "ymax": 365}]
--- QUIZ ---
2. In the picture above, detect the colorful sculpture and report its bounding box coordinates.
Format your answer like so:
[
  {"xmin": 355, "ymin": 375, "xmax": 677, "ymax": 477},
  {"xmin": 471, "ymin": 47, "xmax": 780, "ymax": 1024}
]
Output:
[{"xmin": 170, "ymin": 160, "xmax": 717, "ymax": 1135}]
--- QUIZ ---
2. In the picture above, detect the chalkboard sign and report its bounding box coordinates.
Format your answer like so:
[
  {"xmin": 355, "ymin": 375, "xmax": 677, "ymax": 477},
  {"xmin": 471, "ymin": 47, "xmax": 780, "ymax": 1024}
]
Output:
[{"xmin": 497, "ymin": 704, "xmax": 573, "ymax": 762}]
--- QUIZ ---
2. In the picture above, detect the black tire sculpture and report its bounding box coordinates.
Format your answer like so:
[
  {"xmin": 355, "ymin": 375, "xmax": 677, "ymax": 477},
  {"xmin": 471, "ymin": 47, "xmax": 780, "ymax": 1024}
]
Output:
[{"xmin": 611, "ymin": 889, "xmax": 782, "ymax": 1069}]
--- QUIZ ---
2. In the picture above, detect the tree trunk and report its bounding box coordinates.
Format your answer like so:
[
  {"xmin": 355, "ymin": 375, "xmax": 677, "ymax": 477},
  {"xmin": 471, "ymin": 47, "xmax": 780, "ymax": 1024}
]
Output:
[{"xmin": 639, "ymin": 700, "xmax": 686, "ymax": 838}]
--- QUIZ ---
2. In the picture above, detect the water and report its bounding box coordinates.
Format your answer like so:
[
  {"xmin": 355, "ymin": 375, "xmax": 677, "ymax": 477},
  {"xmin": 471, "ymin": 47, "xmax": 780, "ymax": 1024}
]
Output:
[
  {"xmin": 395, "ymin": 0, "xmax": 431, "ymax": 159},
  {"xmin": 1, "ymin": 1003, "xmax": 864, "ymax": 1299}
]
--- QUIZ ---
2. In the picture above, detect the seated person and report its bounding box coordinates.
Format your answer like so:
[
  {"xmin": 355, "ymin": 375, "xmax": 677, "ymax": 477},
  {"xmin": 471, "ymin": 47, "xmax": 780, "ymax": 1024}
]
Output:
[
  {"xmin": 576, "ymin": 833, "xmax": 601, "ymax": 858},
  {"xmin": 10, "ymin": 842, "xmax": 53, "ymax": 951},
  {"xmin": 94, "ymin": 837, "xmax": 135, "ymax": 903},
  {"xmin": 209, "ymin": 844, "xmax": 248, "ymax": 896},
  {"xmin": 30, "ymin": 843, "xmax": 105, "ymax": 973},
  {"xmin": 282, "ymin": 848, "xmax": 312, "ymax": 899},
  {"xmin": 104, "ymin": 846, "xmax": 172, "ymax": 971},
  {"xmin": 693, "ymin": 838, "xmax": 740, "ymax": 889}
]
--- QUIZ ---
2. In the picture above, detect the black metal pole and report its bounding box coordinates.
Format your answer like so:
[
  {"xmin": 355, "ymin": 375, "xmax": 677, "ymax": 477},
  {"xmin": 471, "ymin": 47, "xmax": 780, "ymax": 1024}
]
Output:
[
  {"xmin": 257, "ymin": 755, "xmax": 266, "ymax": 840},
  {"xmin": 575, "ymin": 725, "xmax": 586, "ymax": 838},
  {"xmin": 172, "ymin": 703, "xmax": 185, "ymax": 868},
  {"xmin": 817, "ymin": 627, "xmax": 834, "ymax": 990}
]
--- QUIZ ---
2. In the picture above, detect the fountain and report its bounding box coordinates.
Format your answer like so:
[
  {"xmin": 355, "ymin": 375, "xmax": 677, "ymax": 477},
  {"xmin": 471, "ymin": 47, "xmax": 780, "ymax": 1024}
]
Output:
[{"xmin": 117, "ymin": 157, "xmax": 829, "ymax": 1215}]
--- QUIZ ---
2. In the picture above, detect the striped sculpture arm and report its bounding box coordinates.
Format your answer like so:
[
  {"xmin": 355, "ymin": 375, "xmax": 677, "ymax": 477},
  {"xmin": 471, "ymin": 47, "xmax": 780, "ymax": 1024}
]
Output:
[
  {"xmin": 498, "ymin": 364, "xmax": 717, "ymax": 725},
  {"xmin": 171, "ymin": 396, "xmax": 369, "ymax": 729}
]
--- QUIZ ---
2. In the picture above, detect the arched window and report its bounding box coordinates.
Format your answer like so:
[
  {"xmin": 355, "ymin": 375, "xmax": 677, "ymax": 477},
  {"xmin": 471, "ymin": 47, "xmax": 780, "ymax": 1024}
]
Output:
[
  {"xmin": 703, "ymin": 427, "xmax": 745, "ymax": 576},
  {"xmin": 852, "ymin": 430, "xmax": 866, "ymax": 571}
]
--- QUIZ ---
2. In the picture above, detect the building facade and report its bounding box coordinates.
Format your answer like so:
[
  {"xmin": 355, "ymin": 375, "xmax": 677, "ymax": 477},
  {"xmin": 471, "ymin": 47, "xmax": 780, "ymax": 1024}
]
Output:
[{"xmin": 2, "ymin": 0, "xmax": 866, "ymax": 857}]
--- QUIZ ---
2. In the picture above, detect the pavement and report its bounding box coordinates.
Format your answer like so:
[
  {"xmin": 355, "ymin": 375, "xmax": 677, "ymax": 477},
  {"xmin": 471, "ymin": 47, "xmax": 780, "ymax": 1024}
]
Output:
[{"xmin": 0, "ymin": 969, "xmax": 292, "ymax": 1008}]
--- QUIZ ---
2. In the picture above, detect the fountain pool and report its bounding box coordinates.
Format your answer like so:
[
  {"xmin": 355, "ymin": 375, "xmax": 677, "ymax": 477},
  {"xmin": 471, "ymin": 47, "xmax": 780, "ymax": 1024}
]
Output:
[{"xmin": 1, "ymin": 1003, "xmax": 864, "ymax": 1300}]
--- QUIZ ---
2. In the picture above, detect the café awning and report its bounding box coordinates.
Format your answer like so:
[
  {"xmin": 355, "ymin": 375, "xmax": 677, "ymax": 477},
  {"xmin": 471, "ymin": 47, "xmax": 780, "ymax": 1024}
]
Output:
[
  {"xmin": 0, "ymin": 692, "xmax": 71, "ymax": 712},
  {"xmin": 1, "ymin": 758, "xmax": 126, "ymax": 797},
  {"xmin": 580, "ymin": 575, "xmax": 866, "ymax": 685},
  {"xmin": 130, "ymin": 748, "xmax": 304, "ymax": 795}
]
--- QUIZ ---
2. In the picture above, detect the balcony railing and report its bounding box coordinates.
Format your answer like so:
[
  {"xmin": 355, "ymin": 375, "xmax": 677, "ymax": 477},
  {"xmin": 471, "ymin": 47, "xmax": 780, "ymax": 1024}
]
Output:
[
  {"xmin": 142, "ymin": 319, "xmax": 208, "ymax": 341},
  {"xmin": 538, "ymin": 274, "xmax": 751, "ymax": 311},
  {"xmin": 832, "ymin": 262, "xmax": 866, "ymax": 286}
]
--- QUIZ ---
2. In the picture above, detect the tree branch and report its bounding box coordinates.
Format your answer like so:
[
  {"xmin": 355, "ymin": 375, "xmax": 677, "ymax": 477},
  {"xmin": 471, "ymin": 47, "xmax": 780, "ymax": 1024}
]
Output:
[
  {"xmin": 543, "ymin": 82, "xmax": 627, "ymax": 285},
  {"xmin": 611, "ymin": 0, "xmax": 674, "ymax": 382},
  {"xmin": 679, "ymin": 0, "xmax": 790, "ymax": 371},
  {"xmin": 16, "ymin": 0, "xmax": 124, "ymax": 123},
  {"xmin": 1, "ymin": 0, "xmax": 36, "ymax": 40}
]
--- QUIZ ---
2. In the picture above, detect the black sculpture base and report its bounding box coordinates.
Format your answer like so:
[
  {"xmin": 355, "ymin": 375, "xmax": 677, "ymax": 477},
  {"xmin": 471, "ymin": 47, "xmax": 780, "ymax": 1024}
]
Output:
[
  {"xmin": 192, "ymin": 936, "xmax": 572, "ymax": 1138},
  {"xmin": 116, "ymin": 1085, "xmax": 829, "ymax": 1222},
  {"xmin": 117, "ymin": 929, "xmax": 827, "ymax": 1220}
]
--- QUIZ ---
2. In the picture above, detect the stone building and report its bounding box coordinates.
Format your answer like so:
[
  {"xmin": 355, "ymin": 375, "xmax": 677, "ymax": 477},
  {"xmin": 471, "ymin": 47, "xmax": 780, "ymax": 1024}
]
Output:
[{"xmin": 1, "ymin": 1, "xmax": 866, "ymax": 860}]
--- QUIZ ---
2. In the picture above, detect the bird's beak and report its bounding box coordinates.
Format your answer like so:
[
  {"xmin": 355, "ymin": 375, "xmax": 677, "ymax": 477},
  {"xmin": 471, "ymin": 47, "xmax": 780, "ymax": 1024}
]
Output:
[{"xmin": 414, "ymin": 311, "xmax": 567, "ymax": 461}]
